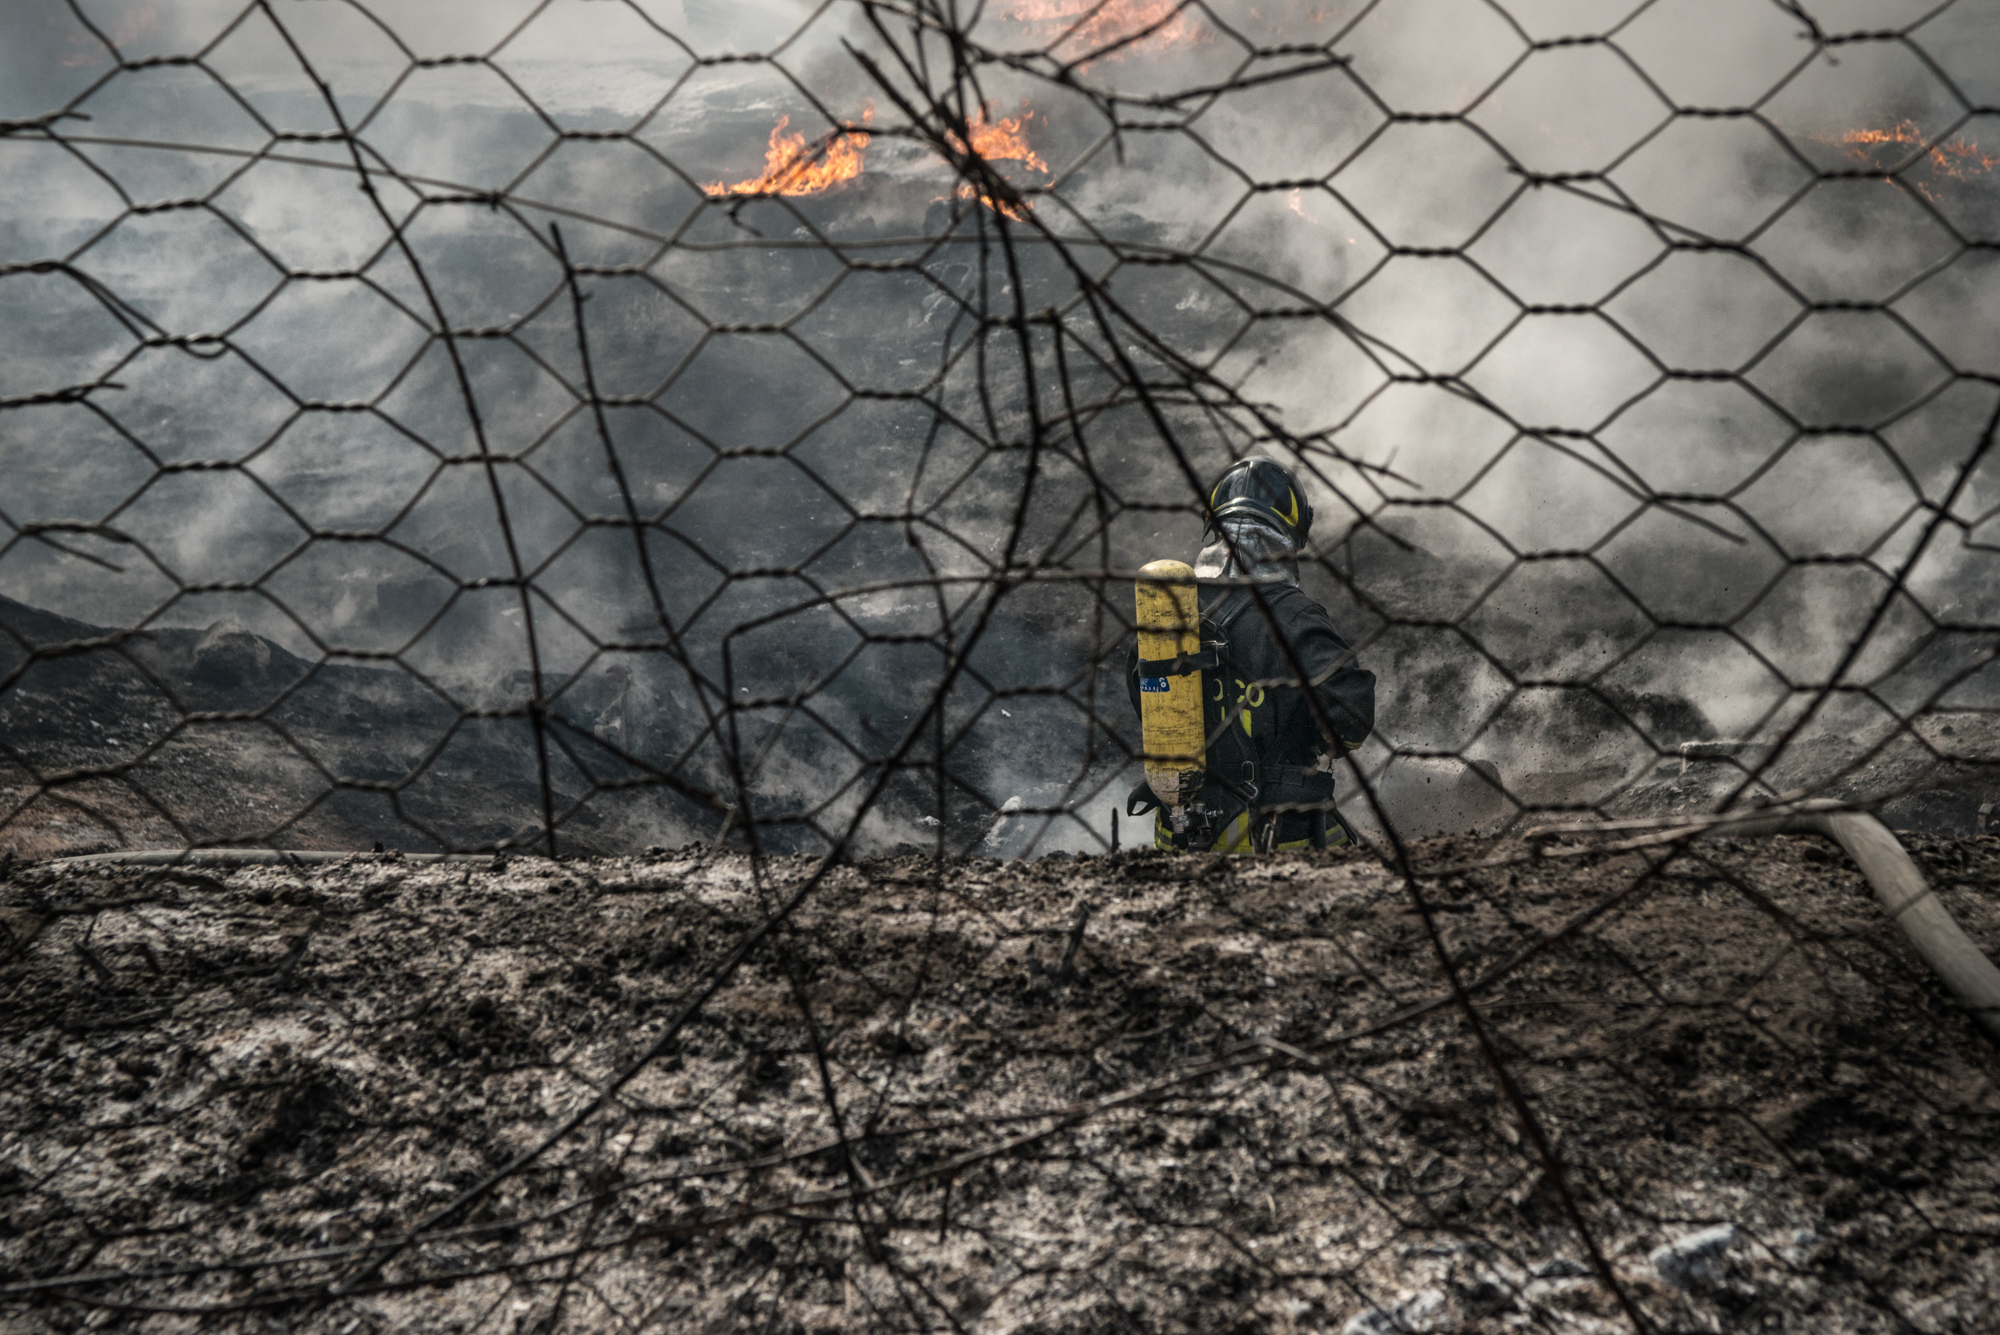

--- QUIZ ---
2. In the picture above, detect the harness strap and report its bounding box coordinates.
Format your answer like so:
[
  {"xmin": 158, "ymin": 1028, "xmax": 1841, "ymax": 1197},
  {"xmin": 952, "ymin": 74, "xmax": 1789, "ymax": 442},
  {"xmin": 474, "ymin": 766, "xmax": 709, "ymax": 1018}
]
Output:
[
  {"xmin": 1202, "ymin": 586, "xmax": 1257, "ymax": 637},
  {"xmin": 1234, "ymin": 762, "xmax": 1335, "ymax": 809},
  {"xmin": 1135, "ymin": 646, "xmax": 1222, "ymax": 677}
]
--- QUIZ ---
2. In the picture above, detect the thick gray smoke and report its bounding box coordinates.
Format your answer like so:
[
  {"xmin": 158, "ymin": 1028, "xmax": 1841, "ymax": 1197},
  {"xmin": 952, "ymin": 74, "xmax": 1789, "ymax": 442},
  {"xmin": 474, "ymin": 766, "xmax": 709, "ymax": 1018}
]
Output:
[{"xmin": 2, "ymin": 0, "xmax": 1996, "ymax": 855}]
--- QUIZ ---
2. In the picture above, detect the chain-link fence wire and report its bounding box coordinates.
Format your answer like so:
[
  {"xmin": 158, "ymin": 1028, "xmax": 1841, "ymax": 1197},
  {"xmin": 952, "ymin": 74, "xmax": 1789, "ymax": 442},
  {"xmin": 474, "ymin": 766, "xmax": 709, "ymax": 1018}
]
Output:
[{"xmin": 2, "ymin": 0, "xmax": 1999, "ymax": 1329}]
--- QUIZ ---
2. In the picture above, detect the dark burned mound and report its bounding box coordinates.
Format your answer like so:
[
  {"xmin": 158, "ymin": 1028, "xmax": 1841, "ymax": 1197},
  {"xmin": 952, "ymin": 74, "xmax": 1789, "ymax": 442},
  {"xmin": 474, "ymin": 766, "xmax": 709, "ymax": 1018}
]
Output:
[
  {"xmin": 0, "ymin": 591, "xmax": 1137, "ymax": 864},
  {"xmin": 4, "ymin": 838, "xmax": 1998, "ymax": 1332},
  {"xmin": 0, "ymin": 594, "xmax": 674, "ymax": 859}
]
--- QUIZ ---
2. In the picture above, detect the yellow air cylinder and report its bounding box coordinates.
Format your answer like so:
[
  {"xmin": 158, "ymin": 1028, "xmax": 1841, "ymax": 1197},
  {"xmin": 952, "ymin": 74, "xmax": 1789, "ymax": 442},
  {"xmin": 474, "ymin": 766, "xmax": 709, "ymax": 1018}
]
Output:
[{"xmin": 1135, "ymin": 559, "xmax": 1205, "ymax": 826}]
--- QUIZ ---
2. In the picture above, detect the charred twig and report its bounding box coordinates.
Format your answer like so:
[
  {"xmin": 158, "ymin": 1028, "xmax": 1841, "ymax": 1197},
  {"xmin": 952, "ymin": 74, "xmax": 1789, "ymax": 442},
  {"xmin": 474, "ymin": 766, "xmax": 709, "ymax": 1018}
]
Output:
[
  {"xmin": 74, "ymin": 941, "xmax": 116, "ymax": 983},
  {"xmin": 1055, "ymin": 899, "xmax": 1090, "ymax": 984}
]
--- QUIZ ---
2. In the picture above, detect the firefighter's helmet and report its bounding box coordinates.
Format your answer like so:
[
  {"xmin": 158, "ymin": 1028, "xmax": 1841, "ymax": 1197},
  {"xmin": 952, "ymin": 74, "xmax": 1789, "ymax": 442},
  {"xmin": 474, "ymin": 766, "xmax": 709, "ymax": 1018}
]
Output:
[{"xmin": 1206, "ymin": 456, "xmax": 1312, "ymax": 545}]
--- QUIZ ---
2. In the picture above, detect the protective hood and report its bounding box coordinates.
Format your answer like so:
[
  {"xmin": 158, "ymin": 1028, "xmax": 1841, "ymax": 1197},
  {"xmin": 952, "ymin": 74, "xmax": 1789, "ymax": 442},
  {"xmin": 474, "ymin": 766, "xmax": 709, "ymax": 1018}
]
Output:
[{"xmin": 1194, "ymin": 513, "xmax": 1299, "ymax": 587}]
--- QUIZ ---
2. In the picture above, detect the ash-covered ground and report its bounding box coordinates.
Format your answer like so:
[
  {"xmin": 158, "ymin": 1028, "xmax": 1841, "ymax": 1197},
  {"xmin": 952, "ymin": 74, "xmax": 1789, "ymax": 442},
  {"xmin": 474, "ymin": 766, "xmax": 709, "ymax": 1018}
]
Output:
[{"xmin": 4, "ymin": 836, "xmax": 1997, "ymax": 1332}]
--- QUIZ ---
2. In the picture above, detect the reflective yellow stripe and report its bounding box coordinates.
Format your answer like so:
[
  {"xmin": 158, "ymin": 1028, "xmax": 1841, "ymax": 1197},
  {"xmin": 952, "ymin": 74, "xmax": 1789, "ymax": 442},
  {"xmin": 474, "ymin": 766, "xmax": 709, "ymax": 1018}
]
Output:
[{"xmin": 1213, "ymin": 813, "xmax": 1252, "ymax": 853}]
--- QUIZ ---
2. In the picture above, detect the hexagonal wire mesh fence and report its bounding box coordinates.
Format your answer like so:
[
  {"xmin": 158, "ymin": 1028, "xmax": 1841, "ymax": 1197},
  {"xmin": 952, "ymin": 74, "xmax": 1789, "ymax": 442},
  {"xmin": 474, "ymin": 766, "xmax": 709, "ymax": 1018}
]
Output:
[{"xmin": 2, "ymin": 0, "xmax": 1998, "ymax": 1330}]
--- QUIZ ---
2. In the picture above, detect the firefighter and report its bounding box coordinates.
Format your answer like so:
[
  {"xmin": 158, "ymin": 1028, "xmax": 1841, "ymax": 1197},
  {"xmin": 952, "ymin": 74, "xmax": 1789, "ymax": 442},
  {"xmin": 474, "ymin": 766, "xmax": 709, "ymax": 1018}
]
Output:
[{"xmin": 1127, "ymin": 456, "xmax": 1375, "ymax": 851}]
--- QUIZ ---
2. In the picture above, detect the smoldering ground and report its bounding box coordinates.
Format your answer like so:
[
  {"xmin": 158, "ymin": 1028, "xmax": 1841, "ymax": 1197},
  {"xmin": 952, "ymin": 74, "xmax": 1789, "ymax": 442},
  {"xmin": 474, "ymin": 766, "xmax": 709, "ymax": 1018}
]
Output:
[{"xmin": 3, "ymin": 0, "xmax": 1999, "ymax": 859}]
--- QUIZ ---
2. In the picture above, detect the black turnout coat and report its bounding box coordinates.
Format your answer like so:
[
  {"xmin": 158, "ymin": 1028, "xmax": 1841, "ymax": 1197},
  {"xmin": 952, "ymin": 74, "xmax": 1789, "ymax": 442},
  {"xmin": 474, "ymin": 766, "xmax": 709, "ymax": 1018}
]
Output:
[{"xmin": 1126, "ymin": 581, "xmax": 1375, "ymax": 846}]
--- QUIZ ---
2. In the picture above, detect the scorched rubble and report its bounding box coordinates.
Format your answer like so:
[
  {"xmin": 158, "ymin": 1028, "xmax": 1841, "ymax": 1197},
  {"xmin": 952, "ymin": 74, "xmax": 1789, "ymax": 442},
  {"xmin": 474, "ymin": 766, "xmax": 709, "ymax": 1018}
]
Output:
[{"xmin": 1, "ymin": 837, "xmax": 1997, "ymax": 1332}]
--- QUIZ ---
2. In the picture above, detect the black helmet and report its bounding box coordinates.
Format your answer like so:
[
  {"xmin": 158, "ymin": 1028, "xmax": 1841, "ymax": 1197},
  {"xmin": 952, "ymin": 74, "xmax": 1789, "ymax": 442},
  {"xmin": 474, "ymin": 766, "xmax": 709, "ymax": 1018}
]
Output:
[{"xmin": 1206, "ymin": 456, "xmax": 1312, "ymax": 545}]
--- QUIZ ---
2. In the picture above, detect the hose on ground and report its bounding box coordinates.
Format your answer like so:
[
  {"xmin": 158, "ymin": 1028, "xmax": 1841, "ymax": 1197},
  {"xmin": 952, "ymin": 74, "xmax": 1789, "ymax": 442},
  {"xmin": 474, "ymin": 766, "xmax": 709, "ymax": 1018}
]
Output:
[{"xmin": 1669, "ymin": 812, "xmax": 2000, "ymax": 1044}]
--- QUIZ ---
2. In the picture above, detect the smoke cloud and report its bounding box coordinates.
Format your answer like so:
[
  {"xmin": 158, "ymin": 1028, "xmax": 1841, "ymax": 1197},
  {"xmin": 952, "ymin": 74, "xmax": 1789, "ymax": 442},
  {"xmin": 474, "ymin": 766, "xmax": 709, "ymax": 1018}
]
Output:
[{"xmin": 2, "ymin": 0, "xmax": 1996, "ymax": 855}]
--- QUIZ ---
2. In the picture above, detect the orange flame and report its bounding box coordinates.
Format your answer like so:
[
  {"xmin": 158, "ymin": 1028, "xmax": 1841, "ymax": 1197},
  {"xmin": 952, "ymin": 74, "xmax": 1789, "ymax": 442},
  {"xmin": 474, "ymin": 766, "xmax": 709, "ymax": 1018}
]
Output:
[
  {"xmin": 954, "ymin": 184, "xmax": 1033, "ymax": 221},
  {"xmin": 943, "ymin": 107, "xmax": 1049, "ymax": 220},
  {"xmin": 1007, "ymin": 0, "xmax": 1203, "ymax": 56},
  {"xmin": 704, "ymin": 110, "xmax": 872, "ymax": 198},
  {"xmin": 949, "ymin": 108, "xmax": 1050, "ymax": 175},
  {"xmin": 1830, "ymin": 119, "xmax": 1999, "ymax": 200}
]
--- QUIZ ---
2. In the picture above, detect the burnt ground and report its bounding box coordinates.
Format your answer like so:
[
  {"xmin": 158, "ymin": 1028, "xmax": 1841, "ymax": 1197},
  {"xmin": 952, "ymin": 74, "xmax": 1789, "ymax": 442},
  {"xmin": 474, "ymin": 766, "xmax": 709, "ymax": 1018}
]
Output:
[{"xmin": 3, "ymin": 835, "xmax": 1998, "ymax": 1333}]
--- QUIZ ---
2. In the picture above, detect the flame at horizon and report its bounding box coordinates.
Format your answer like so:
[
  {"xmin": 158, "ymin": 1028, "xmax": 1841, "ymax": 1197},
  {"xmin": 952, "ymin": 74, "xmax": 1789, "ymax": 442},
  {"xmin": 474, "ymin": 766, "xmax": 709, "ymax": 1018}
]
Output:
[
  {"xmin": 946, "ymin": 108, "xmax": 1049, "ymax": 220},
  {"xmin": 702, "ymin": 102, "xmax": 1046, "ymax": 206},
  {"xmin": 1832, "ymin": 119, "xmax": 1999, "ymax": 200},
  {"xmin": 950, "ymin": 107, "xmax": 1050, "ymax": 175},
  {"xmin": 1006, "ymin": 0, "xmax": 1203, "ymax": 57},
  {"xmin": 704, "ymin": 111, "xmax": 872, "ymax": 198}
]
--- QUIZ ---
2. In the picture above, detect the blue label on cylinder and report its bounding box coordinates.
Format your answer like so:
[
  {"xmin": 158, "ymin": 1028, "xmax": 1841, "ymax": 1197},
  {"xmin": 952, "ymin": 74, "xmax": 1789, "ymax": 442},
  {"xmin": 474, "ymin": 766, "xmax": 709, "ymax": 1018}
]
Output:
[{"xmin": 1139, "ymin": 676, "xmax": 1169, "ymax": 693}]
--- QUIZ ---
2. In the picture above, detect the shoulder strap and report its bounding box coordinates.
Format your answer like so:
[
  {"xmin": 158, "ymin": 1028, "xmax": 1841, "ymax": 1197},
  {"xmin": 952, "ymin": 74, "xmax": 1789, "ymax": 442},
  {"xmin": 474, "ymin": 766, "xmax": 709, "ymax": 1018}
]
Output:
[
  {"xmin": 1209, "ymin": 580, "xmax": 1306, "ymax": 631},
  {"xmin": 1202, "ymin": 586, "xmax": 1257, "ymax": 637}
]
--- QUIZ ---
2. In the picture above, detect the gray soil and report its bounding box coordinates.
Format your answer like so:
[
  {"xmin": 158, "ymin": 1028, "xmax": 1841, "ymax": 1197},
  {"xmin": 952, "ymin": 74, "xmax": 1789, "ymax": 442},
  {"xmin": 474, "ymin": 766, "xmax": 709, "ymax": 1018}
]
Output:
[{"xmin": 3, "ymin": 835, "xmax": 1998, "ymax": 1333}]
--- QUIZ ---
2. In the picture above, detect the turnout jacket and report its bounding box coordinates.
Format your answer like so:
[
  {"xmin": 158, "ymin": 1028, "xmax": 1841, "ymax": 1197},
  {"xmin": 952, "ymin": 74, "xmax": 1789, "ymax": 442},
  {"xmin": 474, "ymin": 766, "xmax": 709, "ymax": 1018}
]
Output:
[{"xmin": 1126, "ymin": 581, "xmax": 1375, "ymax": 845}]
